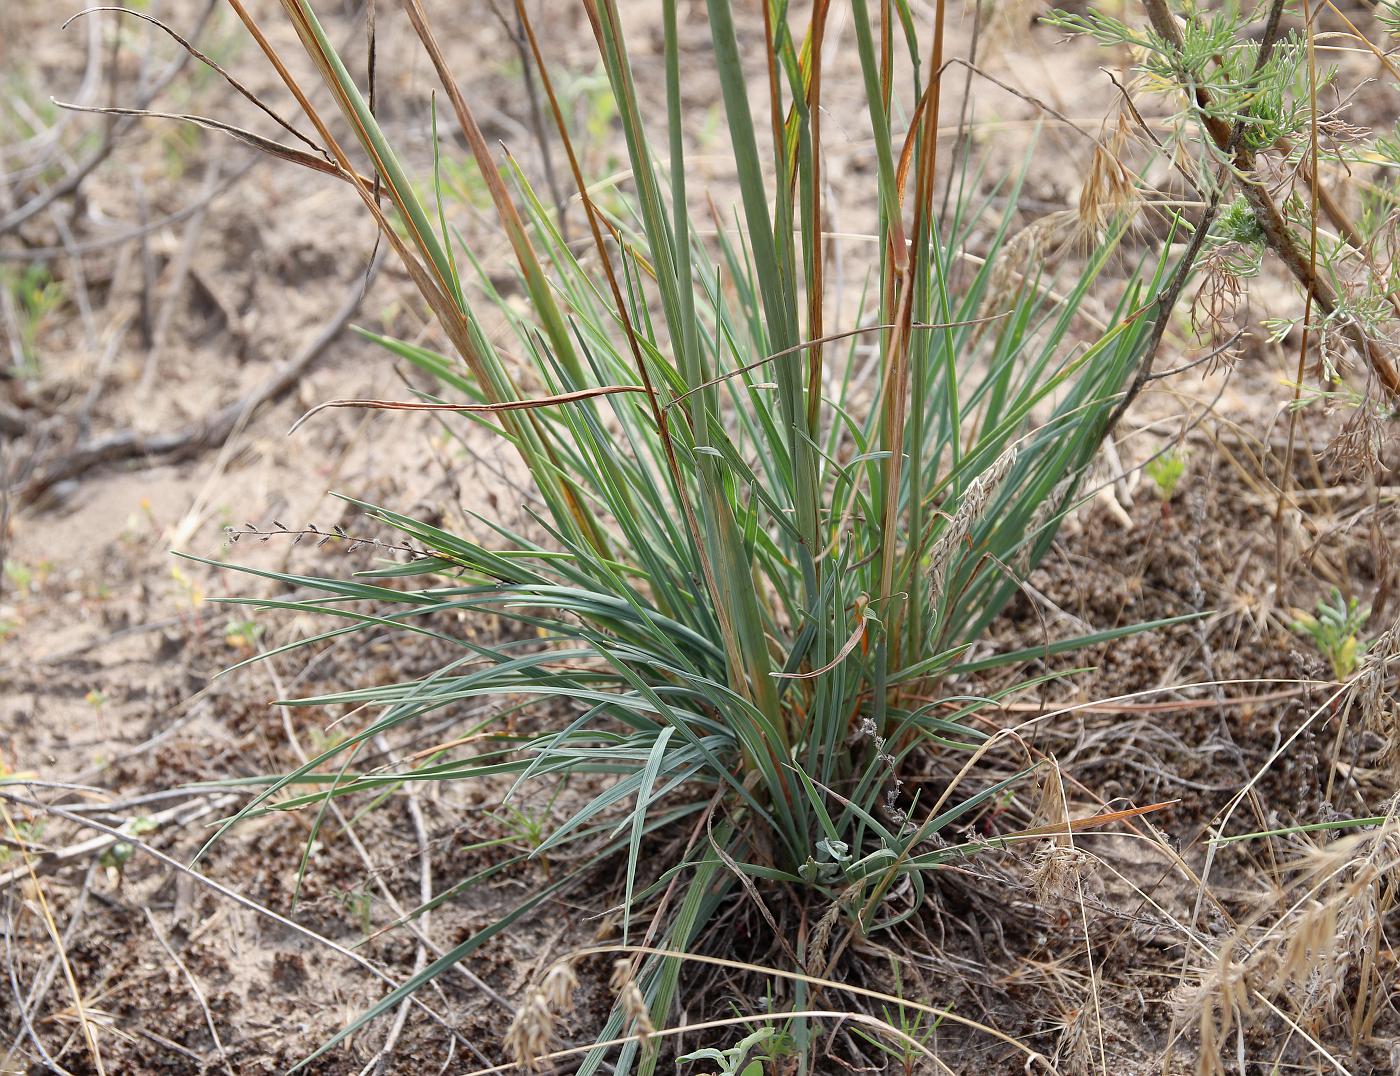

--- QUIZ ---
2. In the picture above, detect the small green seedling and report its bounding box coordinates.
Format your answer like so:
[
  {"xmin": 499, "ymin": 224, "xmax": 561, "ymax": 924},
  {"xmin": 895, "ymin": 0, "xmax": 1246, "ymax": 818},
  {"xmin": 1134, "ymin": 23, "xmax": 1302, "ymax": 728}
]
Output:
[
  {"xmin": 1291, "ymin": 587, "xmax": 1370, "ymax": 681},
  {"xmin": 224, "ymin": 618, "xmax": 264, "ymax": 652},
  {"xmin": 340, "ymin": 886, "xmax": 374, "ymax": 936},
  {"xmin": 2, "ymin": 265, "xmax": 65, "ymax": 376},
  {"xmin": 0, "ymin": 819, "xmax": 45, "ymax": 866},
  {"xmin": 678, "ymin": 1026, "xmax": 788, "ymax": 1076},
  {"xmin": 99, "ymin": 817, "xmax": 156, "ymax": 879},
  {"xmin": 1145, "ymin": 450, "xmax": 1187, "ymax": 500},
  {"xmin": 3, "ymin": 559, "xmax": 50, "ymax": 595},
  {"xmin": 849, "ymin": 960, "xmax": 945, "ymax": 1076}
]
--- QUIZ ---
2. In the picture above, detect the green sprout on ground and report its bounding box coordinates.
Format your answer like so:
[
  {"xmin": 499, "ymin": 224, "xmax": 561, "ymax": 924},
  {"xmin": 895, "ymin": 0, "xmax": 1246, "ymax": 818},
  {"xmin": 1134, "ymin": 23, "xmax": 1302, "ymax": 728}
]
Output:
[
  {"xmin": 97, "ymin": 817, "xmax": 156, "ymax": 879},
  {"xmin": 1, "ymin": 264, "xmax": 65, "ymax": 377},
  {"xmin": 223, "ymin": 618, "xmax": 264, "ymax": 652},
  {"xmin": 3, "ymin": 559, "xmax": 52, "ymax": 597},
  {"xmin": 339, "ymin": 886, "xmax": 375, "ymax": 937},
  {"xmin": 1292, "ymin": 587, "xmax": 1371, "ymax": 681},
  {"xmin": 849, "ymin": 960, "xmax": 945, "ymax": 1076},
  {"xmin": 1145, "ymin": 449, "xmax": 1187, "ymax": 500},
  {"xmin": 679, "ymin": 1026, "xmax": 791, "ymax": 1076},
  {"xmin": 0, "ymin": 819, "xmax": 44, "ymax": 867}
]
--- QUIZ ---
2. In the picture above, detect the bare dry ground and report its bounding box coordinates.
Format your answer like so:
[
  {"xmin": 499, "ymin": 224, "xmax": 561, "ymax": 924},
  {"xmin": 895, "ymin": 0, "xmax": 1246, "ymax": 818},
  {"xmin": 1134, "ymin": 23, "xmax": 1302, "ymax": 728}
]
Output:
[{"xmin": 3, "ymin": 1, "xmax": 1399, "ymax": 1073}]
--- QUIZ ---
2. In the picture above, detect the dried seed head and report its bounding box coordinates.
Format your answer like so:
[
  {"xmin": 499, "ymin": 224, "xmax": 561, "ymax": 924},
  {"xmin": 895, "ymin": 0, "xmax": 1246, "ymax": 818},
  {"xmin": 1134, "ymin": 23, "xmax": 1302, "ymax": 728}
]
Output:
[
  {"xmin": 808, "ymin": 881, "xmax": 864, "ymax": 976},
  {"xmin": 928, "ymin": 446, "xmax": 1018, "ymax": 608},
  {"xmin": 979, "ymin": 215, "xmax": 1069, "ymax": 324},
  {"xmin": 1326, "ymin": 402, "xmax": 1386, "ymax": 481},
  {"xmin": 1029, "ymin": 844, "xmax": 1091, "ymax": 902},
  {"xmin": 1075, "ymin": 114, "xmax": 1139, "ymax": 244},
  {"xmin": 503, "ymin": 989, "xmax": 555, "ymax": 1072},
  {"xmin": 1052, "ymin": 1004, "xmax": 1094, "ymax": 1075},
  {"xmin": 808, "ymin": 904, "xmax": 841, "ymax": 974},
  {"xmin": 502, "ymin": 960, "xmax": 580, "ymax": 1071},
  {"xmin": 541, "ymin": 961, "xmax": 578, "ymax": 1015},
  {"xmin": 1189, "ymin": 245, "xmax": 1249, "ymax": 360},
  {"xmin": 620, "ymin": 980, "xmax": 655, "ymax": 1043},
  {"xmin": 1350, "ymin": 611, "xmax": 1400, "ymax": 773},
  {"xmin": 1028, "ymin": 764, "xmax": 1088, "ymax": 900},
  {"xmin": 1019, "ymin": 473, "xmax": 1077, "ymax": 572},
  {"xmin": 611, "ymin": 959, "xmax": 655, "ymax": 1042}
]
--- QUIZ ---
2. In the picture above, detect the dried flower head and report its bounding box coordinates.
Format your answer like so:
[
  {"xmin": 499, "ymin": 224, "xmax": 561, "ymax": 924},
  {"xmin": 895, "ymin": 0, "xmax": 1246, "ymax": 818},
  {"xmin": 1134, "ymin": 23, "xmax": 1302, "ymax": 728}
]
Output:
[
  {"xmin": 1030, "ymin": 844, "xmax": 1092, "ymax": 902},
  {"xmin": 1190, "ymin": 245, "xmax": 1250, "ymax": 362},
  {"xmin": 928, "ymin": 446, "xmax": 1018, "ymax": 608},
  {"xmin": 1326, "ymin": 401, "xmax": 1386, "ymax": 481},
  {"xmin": 1017, "ymin": 473, "xmax": 1077, "ymax": 572},
  {"xmin": 979, "ymin": 214, "xmax": 1069, "ymax": 326},
  {"xmin": 621, "ymin": 985, "xmax": 655, "ymax": 1043},
  {"xmin": 503, "ymin": 989, "xmax": 555, "ymax": 1072},
  {"xmin": 608, "ymin": 959, "xmax": 656, "ymax": 1044},
  {"xmin": 1076, "ymin": 114, "xmax": 1139, "ymax": 243},
  {"xmin": 1052, "ymin": 1003, "xmax": 1095, "ymax": 1075},
  {"xmin": 807, "ymin": 881, "xmax": 862, "ymax": 975},
  {"xmin": 541, "ymin": 961, "xmax": 578, "ymax": 1014},
  {"xmin": 504, "ymin": 961, "xmax": 579, "ymax": 1071}
]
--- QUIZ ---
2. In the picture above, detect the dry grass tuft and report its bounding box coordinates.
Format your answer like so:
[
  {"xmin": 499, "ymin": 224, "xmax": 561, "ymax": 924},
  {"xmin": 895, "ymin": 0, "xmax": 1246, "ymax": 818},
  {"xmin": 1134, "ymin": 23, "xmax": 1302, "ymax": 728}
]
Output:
[
  {"xmin": 1028, "ymin": 762, "xmax": 1092, "ymax": 902},
  {"xmin": 1352, "ymin": 610, "xmax": 1400, "ymax": 773},
  {"xmin": 1174, "ymin": 817, "xmax": 1400, "ymax": 1073}
]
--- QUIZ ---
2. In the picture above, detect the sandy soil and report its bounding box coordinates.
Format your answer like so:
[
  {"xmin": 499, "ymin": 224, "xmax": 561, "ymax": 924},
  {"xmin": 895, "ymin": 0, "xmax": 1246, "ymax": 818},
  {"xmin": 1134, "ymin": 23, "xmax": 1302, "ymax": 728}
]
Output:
[{"xmin": 3, "ymin": 1, "xmax": 1398, "ymax": 1073}]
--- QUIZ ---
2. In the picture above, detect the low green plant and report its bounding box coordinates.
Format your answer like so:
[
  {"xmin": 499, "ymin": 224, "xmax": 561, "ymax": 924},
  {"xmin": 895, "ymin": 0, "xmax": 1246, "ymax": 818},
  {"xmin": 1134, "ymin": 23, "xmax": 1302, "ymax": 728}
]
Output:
[
  {"xmin": 1146, "ymin": 448, "xmax": 1187, "ymax": 500},
  {"xmin": 97, "ymin": 816, "xmax": 155, "ymax": 879},
  {"xmin": 1, "ymin": 264, "xmax": 64, "ymax": 376},
  {"xmin": 176, "ymin": 0, "xmax": 1207, "ymax": 1070},
  {"xmin": 2, "ymin": 560, "xmax": 34, "ymax": 595},
  {"xmin": 678, "ymin": 1025, "xmax": 791, "ymax": 1076},
  {"xmin": 0, "ymin": 818, "xmax": 43, "ymax": 866},
  {"xmin": 339, "ymin": 885, "xmax": 375, "ymax": 937},
  {"xmin": 223, "ymin": 617, "xmax": 263, "ymax": 652},
  {"xmin": 1291, "ymin": 587, "xmax": 1370, "ymax": 681},
  {"xmin": 848, "ymin": 960, "xmax": 944, "ymax": 1076}
]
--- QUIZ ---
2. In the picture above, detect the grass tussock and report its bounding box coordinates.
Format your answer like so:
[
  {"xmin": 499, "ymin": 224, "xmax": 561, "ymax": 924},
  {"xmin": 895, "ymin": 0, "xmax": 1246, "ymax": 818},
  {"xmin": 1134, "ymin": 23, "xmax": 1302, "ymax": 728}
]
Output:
[{"xmin": 143, "ymin": 0, "xmax": 1400, "ymax": 1069}]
